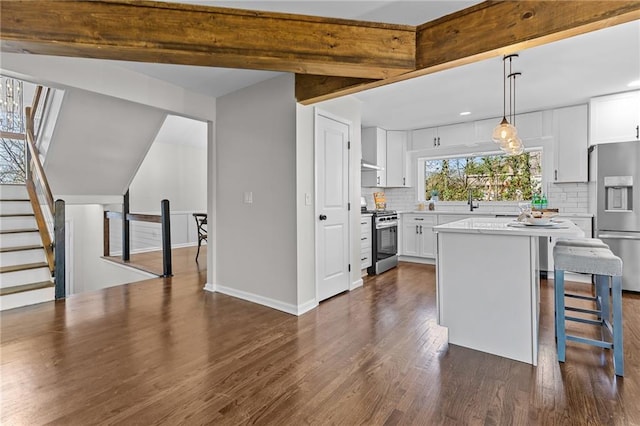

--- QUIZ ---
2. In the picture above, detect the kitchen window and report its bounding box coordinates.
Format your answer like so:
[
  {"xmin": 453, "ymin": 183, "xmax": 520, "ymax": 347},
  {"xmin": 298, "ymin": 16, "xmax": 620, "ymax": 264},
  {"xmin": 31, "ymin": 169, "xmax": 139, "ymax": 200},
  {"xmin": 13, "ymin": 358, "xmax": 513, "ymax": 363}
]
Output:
[{"xmin": 417, "ymin": 150, "xmax": 542, "ymax": 202}]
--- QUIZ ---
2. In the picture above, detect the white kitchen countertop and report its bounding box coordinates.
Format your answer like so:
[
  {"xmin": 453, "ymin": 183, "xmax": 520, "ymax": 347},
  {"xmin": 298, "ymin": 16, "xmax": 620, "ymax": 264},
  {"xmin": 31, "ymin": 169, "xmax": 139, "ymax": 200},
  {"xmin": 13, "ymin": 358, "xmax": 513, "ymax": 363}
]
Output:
[
  {"xmin": 433, "ymin": 217, "xmax": 585, "ymax": 238},
  {"xmin": 399, "ymin": 210, "xmax": 593, "ymax": 218}
]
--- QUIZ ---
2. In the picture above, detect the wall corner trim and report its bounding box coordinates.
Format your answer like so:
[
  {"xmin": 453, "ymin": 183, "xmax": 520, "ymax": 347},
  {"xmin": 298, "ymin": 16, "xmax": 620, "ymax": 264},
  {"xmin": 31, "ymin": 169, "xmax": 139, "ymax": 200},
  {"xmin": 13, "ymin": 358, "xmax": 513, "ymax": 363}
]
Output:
[
  {"xmin": 296, "ymin": 299, "xmax": 318, "ymax": 316},
  {"xmin": 350, "ymin": 278, "xmax": 364, "ymax": 290},
  {"xmin": 203, "ymin": 282, "xmax": 216, "ymax": 292}
]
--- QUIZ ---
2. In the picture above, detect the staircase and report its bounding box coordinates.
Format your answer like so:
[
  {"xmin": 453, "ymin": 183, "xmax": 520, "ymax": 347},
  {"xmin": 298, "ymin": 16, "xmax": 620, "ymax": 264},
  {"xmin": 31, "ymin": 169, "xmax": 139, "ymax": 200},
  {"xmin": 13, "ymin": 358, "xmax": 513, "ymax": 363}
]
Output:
[{"xmin": 0, "ymin": 184, "xmax": 55, "ymax": 310}]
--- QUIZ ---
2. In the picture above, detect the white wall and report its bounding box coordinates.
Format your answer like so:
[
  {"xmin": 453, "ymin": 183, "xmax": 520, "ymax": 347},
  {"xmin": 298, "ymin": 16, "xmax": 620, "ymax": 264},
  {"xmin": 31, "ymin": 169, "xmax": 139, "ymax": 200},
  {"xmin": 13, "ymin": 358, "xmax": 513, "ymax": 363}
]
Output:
[
  {"xmin": 46, "ymin": 89, "xmax": 167, "ymax": 199},
  {"xmin": 66, "ymin": 205, "xmax": 154, "ymax": 295},
  {"xmin": 128, "ymin": 116, "xmax": 207, "ymax": 213},
  {"xmin": 215, "ymin": 74, "xmax": 298, "ymax": 309},
  {"xmin": 0, "ymin": 53, "xmax": 216, "ymax": 122}
]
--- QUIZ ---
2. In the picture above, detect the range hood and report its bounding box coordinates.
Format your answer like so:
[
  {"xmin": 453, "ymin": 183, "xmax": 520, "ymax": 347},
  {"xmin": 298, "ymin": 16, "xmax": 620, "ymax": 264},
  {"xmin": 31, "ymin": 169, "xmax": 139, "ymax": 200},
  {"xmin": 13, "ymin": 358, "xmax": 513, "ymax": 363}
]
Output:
[{"xmin": 361, "ymin": 160, "xmax": 384, "ymax": 171}]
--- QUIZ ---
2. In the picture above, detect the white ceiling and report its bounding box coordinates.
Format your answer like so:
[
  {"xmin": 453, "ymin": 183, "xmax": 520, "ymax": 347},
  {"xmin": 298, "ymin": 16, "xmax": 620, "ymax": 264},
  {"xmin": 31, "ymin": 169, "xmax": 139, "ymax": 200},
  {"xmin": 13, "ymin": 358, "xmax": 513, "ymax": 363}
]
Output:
[{"xmin": 38, "ymin": 1, "xmax": 640, "ymax": 130}]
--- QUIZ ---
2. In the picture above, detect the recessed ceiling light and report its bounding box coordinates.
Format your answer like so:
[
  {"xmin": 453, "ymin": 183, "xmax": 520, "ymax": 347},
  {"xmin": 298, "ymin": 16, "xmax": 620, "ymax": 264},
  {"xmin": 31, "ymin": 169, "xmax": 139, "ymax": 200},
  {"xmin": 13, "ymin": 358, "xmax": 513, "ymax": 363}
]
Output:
[
  {"xmin": 460, "ymin": 111, "xmax": 471, "ymax": 116},
  {"xmin": 628, "ymin": 80, "xmax": 640, "ymax": 87}
]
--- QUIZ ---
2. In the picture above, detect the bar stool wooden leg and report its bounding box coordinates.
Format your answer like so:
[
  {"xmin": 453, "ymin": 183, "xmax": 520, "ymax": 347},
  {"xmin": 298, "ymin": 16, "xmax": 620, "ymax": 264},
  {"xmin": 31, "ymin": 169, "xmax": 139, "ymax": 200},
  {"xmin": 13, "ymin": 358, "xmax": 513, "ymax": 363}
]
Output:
[
  {"xmin": 555, "ymin": 268, "xmax": 566, "ymax": 363},
  {"xmin": 612, "ymin": 275, "xmax": 624, "ymax": 376}
]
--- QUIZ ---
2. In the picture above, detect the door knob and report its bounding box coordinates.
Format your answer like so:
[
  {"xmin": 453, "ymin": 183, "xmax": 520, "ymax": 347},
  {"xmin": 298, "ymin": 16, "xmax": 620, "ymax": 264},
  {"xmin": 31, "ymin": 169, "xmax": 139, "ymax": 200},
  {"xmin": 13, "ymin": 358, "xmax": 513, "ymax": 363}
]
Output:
[{"xmin": 319, "ymin": 214, "xmax": 327, "ymax": 220}]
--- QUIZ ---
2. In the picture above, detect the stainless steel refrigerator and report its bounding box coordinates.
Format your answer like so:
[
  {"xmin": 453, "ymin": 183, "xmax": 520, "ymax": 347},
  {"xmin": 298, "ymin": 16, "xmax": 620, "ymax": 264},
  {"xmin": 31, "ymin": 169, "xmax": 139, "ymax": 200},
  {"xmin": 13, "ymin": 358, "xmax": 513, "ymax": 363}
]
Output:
[{"xmin": 590, "ymin": 141, "xmax": 640, "ymax": 291}]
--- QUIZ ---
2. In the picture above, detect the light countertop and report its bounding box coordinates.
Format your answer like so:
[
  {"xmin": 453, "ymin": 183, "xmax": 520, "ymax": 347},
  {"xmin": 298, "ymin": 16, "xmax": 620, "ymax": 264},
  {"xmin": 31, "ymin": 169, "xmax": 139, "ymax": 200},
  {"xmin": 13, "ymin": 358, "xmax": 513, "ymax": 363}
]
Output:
[
  {"xmin": 400, "ymin": 210, "xmax": 593, "ymax": 218},
  {"xmin": 433, "ymin": 217, "xmax": 585, "ymax": 238}
]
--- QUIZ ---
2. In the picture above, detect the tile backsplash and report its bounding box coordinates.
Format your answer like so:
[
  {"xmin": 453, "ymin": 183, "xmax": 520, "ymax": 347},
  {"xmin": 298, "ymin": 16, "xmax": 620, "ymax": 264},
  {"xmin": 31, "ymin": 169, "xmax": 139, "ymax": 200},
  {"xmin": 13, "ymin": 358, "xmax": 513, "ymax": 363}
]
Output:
[
  {"xmin": 546, "ymin": 182, "xmax": 589, "ymax": 213},
  {"xmin": 362, "ymin": 183, "xmax": 590, "ymax": 214}
]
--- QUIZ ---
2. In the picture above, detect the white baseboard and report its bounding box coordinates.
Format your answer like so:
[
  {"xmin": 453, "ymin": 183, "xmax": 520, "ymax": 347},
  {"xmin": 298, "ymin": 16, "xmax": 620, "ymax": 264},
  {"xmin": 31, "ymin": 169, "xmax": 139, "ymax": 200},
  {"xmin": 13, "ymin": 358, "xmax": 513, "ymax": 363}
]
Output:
[
  {"xmin": 214, "ymin": 283, "xmax": 316, "ymax": 316},
  {"xmin": 351, "ymin": 278, "xmax": 363, "ymax": 290},
  {"xmin": 110, "ymin": 242, "xmax": 198, "ymax": 256},
  {"xmin": 203, "ymin": 282, "xmax": 216, "ymax": 292},
  {"xmin": 399, "ymin": 256, "xmax": 435, "ymax": 265},
  {"xmin": 297, "ymin": 298, "xmax": 318, "ymax": 315}
]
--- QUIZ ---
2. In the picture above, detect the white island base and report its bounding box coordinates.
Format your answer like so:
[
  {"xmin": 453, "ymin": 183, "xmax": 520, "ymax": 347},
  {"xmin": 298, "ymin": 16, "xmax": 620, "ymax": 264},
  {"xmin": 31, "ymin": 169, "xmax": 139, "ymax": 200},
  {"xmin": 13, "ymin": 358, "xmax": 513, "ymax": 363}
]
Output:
[{"xmin": 434, "ymin": 218, "xmax": 584, "ymax": 365}]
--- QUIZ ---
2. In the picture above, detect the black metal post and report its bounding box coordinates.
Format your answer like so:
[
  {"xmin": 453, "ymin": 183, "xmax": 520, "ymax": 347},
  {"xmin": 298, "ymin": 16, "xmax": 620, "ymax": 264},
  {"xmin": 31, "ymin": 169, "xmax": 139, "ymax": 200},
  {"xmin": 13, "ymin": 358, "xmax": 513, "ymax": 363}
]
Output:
[
  {"xmin": 161, "ymin": 199, "xmax": 172, "ymax": 277},
  {"xmin": 122, "ymin": 190, "xmax": 130, "ymax": 261},
  {"xmin": 54, "ymin": 199, "xmax": 65, "ymax": 299}
]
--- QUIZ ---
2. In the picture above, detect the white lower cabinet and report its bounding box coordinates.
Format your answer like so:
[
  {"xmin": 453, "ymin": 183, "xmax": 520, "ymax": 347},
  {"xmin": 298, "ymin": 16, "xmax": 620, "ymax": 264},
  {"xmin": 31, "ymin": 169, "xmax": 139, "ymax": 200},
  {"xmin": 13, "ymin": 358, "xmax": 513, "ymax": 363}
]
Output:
[
  {"xmin": 360, "ymin": 216, "xmax": 372, "ymax": 270},
  {"xmin": 402, "ymin": 214, "xmax": 436, "ymax": 258}
]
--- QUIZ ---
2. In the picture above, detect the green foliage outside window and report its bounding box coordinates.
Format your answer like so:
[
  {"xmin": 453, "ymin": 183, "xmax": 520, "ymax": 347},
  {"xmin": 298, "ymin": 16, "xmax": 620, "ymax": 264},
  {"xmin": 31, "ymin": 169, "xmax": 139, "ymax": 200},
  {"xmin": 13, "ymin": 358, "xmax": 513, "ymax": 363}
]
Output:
[{"xmin": 424, "ymin": 151, "xmax": 542, "ymax": 201}]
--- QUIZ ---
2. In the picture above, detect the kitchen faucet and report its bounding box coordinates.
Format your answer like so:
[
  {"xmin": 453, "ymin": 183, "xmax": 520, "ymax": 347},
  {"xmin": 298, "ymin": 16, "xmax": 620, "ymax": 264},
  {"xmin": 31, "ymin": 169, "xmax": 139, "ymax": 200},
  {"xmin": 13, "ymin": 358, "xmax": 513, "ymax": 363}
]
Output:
[{"xmin": 468, "ymin": 189, "xmax": 479, "ymax": 211}]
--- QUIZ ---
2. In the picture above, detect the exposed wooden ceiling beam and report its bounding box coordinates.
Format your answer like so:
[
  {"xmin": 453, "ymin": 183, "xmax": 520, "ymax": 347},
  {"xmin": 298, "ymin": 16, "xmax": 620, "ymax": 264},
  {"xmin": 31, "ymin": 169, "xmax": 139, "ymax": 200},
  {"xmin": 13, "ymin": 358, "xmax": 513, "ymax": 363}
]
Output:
[
  {"xmin": 0, "ymin": 0, "xmax": 415, "ymax": 80},
  {"xmin": 296, "ymin": 1, "xmax": 640, "ymax": 105}
]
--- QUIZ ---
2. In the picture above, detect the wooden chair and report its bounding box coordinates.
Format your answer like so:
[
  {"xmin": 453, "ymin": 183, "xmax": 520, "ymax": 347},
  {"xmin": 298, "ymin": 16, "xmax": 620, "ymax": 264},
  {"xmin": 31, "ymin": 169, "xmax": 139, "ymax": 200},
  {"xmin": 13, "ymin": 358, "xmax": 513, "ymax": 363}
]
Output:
[{"xmin": 193, "ymin": 213, "xmax": 207, "ymax": 261}]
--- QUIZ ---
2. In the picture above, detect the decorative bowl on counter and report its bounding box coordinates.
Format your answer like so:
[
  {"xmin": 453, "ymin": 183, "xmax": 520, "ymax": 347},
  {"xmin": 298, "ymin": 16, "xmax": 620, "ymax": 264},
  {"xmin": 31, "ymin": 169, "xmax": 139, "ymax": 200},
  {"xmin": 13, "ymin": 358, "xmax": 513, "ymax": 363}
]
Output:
[{"xmin": 526, "ymin": 216, "xmax": 554, "ymax": 225}]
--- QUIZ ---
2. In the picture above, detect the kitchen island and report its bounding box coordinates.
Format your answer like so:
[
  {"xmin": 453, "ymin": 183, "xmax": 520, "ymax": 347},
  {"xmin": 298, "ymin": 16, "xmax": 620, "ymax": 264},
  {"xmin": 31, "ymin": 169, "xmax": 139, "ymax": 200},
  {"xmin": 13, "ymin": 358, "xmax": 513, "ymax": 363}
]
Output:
[{"xmin": 433, "ymin": 217, "xmax": 584, "ymax": 365}]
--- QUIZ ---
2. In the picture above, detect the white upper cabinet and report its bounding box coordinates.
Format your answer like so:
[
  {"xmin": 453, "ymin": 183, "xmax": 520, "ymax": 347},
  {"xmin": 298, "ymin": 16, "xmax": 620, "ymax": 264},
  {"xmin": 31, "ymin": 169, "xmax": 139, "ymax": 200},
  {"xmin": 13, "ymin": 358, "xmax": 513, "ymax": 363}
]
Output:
[
  {"xmin": 410, "ymin": 127, "xmax": 437, "ymax": 150},
  {"xmin": 362, "ymin": 127, "xmax": 387, "ymax": 187},
  {"xmin": 474, "ymin": 112, "xmax": 543, "ymax": 144},
  {"xmin": 410, "ymin": 122, "xmax": 475, "ymax": 150},
  {"xmin": 553, "ymin": 104, "xmax": 588, "ymax": 183},
  {"xmin": 436, "ymin": 122, "xmax": 476, "ymax": 148},
  {"xmin": 590, "ymin": 91, "xmax": 640, "ymax": 145},
  {"xmin": 386, "ymin": 130, "xmax": 409, "ymax": 187}
]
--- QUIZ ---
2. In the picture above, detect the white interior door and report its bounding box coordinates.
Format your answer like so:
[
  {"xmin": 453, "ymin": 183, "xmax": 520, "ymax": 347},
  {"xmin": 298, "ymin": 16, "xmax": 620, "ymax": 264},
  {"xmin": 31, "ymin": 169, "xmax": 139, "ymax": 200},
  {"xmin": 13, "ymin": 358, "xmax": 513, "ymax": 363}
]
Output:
[{"xmin": 316, "ymin": 113, "xmax": 350, "ymax": 302}]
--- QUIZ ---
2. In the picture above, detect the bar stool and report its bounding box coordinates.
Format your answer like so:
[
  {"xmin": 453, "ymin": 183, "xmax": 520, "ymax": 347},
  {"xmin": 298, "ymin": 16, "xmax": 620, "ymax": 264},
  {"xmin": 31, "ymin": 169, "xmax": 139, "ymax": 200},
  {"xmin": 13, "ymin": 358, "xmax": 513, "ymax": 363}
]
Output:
[
  {"xmin": 553, "ymin": 245, "xmax": 624, "ymax": 376},
  {"xmin": 555, "ymin": 238, "xmax": 610, "ymax": 316},
  {"xmin": 555, "ymin": 238, "xmax": 608, "ymax": 249}
]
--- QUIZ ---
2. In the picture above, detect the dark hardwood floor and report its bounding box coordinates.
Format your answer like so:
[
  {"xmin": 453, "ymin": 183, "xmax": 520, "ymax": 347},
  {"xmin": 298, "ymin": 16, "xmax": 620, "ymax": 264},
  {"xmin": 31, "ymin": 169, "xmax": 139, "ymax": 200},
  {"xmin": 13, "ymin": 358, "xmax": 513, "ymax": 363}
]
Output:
[{"xmin": 1, "ymin": 255, "xmax": 639, "ymax": 425}]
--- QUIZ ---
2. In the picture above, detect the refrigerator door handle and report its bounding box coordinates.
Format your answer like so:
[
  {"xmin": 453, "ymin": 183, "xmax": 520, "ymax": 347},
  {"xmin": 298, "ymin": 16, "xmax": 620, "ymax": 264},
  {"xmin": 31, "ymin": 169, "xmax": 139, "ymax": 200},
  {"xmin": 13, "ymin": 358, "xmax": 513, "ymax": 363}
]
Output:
[{"xmin": 598, "ymin": 233, "xmax": 640, "ymax": 240}]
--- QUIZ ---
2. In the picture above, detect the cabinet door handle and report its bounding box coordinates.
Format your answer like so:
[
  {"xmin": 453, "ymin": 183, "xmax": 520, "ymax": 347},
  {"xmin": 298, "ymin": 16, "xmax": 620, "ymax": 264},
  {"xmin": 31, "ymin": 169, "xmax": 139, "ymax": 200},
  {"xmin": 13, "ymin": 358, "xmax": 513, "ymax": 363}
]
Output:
[
  {"xmin": 361, "ymin": 257, "xmax": 368, "ymax": 261},
  {"xmin": 377, "ymin": 176, "xmax": 380, "ymax": 185},
  {"xmin": 437, "ymin": 137, "xmax": 441, "ymax": 146},
  {"xmin": 361, "ymin": 221, "xmax": 367, "ymax": 225},
  {"xmin": 416, "ymin": 225, "xmax": 419, "ymax": 234},
  {"xmin": 361, "ymin": 237, "xmax": 367, "ymax": 241},
  {"xmin": 403, "ymin": 177, "xmax": 406, "ymax": 186},
  {"xmin": 555, "ymin": 170, "xmax": 558, "ymax": 181},
  {"xmin": 419, "ymin": 225, "xmax": 423, "ymax": 234},
  {"xmin": 433, "ymin": 137, "xmax": 437, "ymax": 147},
  {"xmin": 636, "ymin": 125, "xmax": 639, "ymax": 139},
  {"xmin": 414, "ymin": 218, "xmax": 424, "ymax": 221}
]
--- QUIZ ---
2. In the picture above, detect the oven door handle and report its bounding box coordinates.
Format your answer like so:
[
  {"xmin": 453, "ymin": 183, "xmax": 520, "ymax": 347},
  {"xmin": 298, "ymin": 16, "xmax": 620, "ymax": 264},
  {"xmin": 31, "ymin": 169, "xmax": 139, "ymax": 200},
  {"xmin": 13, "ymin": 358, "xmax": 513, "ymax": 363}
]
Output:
[{"xmin": 376, "ymin": 222, "xmax": 398, "ymax": 230}]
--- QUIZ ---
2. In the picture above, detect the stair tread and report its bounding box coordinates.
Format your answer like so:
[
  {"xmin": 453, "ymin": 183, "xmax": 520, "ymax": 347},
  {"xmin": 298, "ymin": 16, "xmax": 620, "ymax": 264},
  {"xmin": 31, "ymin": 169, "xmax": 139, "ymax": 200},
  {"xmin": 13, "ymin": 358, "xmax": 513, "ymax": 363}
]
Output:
[
  {"xmin": 0, "ymin": 262, "xmax": 49, "ymax": 273},
  {"xmin": 0, "ymin": 281, "xmax": 54, "ymax": 296},
  {"xmin": 0, "ymin": 213, "xmax": 35, "ymax": 217},
  {"xmin": 0, "ymin": 228, "xmax": 39, "ymax": 234},
  {"xmin": 0, "ymin": 245, "xmax": 44, "ymax": 253},
  {"xmin": 0, "ymin": 199, "xmax": 30, "ymax": 202}
]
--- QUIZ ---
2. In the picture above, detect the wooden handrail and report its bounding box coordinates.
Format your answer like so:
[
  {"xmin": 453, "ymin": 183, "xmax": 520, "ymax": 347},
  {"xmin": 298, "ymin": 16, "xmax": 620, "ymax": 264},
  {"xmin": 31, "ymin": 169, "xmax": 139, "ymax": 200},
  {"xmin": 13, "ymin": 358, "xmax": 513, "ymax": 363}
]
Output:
[
  {"xmin": 105, "ymin": 211, "xmax": 162, "ymax": 223},
  {"xmin": 24, "ymin": 108, "xmax": 54, "ymax": 214},
  {"xmin": 30, "ymin": 86, "xmax": 43, "ymax": 120},
  {"xmin": 25, "ymin": 178, "xmax": 54, "ymax": 273},
  {"xmin": 103, "ymin": 202, "xmax": 172, "ymax": 277}
]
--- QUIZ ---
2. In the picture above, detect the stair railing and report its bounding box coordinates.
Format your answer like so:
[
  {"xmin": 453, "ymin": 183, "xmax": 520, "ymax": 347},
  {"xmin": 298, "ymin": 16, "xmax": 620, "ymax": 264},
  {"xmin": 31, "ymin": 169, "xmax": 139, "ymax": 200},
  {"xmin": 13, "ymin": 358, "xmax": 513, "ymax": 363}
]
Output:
[{"xmin": 24, "ymin": 86, "xmax": 65, "ymax": 299}]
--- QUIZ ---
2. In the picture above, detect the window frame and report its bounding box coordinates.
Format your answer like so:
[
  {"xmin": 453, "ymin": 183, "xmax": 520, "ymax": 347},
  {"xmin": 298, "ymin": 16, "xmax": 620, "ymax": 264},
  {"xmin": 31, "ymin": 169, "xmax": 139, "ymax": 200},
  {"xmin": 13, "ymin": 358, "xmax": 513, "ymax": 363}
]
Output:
[{"xmin": 416, "ymin": 147, "xmax": 543, "ymax": 203}]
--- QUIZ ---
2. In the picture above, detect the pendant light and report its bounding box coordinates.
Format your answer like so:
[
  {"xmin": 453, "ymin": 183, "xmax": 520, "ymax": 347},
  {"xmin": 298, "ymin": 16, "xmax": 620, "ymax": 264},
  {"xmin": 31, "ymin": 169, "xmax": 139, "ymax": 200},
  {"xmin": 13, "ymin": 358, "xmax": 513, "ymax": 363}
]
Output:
[
  {"xmin": 493, "ymin": 54, "xmax": 524, "ymax": 156},
  {"xmin": 492, "ymin": 55, "xmax": 518, "ymax": 144}
]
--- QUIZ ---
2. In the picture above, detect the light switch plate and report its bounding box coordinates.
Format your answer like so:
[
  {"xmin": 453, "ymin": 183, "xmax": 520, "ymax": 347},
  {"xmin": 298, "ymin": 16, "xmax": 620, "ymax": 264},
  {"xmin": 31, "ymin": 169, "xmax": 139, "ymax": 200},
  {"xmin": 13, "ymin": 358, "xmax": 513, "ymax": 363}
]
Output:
[{"xmin": 243, "ymin": 191, "xmax": 253, "ymax": 204}]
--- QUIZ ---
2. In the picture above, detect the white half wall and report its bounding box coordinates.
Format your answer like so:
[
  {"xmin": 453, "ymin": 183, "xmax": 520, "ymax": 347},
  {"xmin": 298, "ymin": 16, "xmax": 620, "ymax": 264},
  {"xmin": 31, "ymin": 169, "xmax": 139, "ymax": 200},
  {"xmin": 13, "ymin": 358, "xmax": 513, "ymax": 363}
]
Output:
[
  {"xmin": 216, "ymin": 74, "xmax": 297, "ymax": 308},
  {"xmin": 66, "ymin": 205, "xmax": 154, "ymax": 295}
]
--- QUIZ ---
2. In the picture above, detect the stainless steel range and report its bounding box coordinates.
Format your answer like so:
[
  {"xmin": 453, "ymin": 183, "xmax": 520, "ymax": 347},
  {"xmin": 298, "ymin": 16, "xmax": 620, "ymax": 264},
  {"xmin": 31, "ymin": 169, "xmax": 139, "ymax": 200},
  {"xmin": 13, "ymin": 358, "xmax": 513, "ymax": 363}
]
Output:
[{"xmin": 366, "ymin": 210, "xmax": 399, "ymax": 275}]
